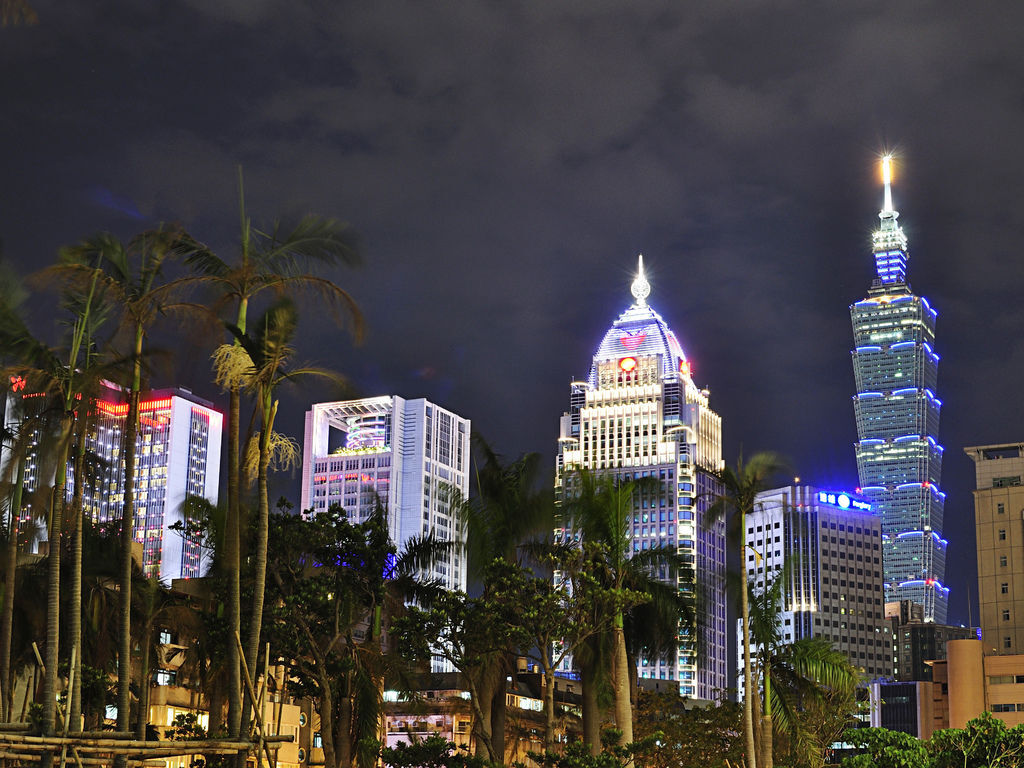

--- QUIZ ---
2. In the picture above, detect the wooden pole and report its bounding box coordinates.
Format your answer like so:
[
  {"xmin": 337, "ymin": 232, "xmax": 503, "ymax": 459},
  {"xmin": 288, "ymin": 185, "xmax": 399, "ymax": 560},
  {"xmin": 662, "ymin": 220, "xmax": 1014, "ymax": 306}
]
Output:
[
  {"xmin": 19, "ymin": 671, "xmax": 31, "ymax": 722},
  {"xmin": 232, "ymin": 632, "xmax": 275, "ymax": 768},
  {"xmin": 59, "ymin": 645, "xmax": 77, "ymax": 768},
  {"xmin": 259, "ymin": 642, "xmax": 270, "ymax": 768}
]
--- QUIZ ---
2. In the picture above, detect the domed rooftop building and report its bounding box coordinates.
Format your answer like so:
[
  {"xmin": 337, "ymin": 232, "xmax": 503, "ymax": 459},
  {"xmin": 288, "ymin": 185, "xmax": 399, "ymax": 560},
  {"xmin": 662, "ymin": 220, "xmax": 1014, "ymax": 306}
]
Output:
[{"xmin": 556, "ymin": 257, "xmax": 727, "ymax": 701}]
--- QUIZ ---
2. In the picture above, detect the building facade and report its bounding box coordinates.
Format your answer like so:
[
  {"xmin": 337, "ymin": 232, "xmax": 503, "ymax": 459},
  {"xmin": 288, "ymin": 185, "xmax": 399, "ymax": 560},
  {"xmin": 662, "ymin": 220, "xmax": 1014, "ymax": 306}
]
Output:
[
  {"xmin": 964, "ymin": 443, "xmax": 1024, "ymax": 655},
  {"xmin": 886, "ymin": 600, "xmax": 977, "ymax": 682},
  {"xmin": 556, "ymin": 257, "xmax": 727, "ymax": 699},
  {"xmin": 7, "ymin": 382, "xmax": 222, "ymax": 582},
  {"xmin": 300, "ymin": 395, "xmax": 470, "ymax": 592},
  {"xmin": 850, "ymin": 157, "xmax": 948, "ymax": 622},
  {"xmin": 745, "ymin": 485, "xmax": 891, "ymax": 680},
  {"xmin": 929, "ymin": 639, "xmax": 1024, "ymax": 729}
]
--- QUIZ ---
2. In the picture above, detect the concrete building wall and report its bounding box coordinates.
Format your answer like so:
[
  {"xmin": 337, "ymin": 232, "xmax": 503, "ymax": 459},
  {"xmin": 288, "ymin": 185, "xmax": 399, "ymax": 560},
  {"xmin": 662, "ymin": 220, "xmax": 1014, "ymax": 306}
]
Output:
[
  {"xmin": 965, "ymin": 443, "xmax": 1024, "ymax": 656},
  {"xmin": 946, "ymin": 639, "xmax": 986, "ymax": 729}
]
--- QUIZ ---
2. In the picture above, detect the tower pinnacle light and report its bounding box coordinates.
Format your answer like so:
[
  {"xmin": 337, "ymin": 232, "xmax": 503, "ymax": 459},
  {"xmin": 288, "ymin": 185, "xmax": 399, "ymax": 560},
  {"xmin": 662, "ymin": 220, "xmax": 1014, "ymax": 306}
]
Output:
[
  {"xmin": 882, "ymin": 154, "xmax": 894, "ymax": 213},
  {"xmin": 631, "ymin": 253, "xmax": 651, "ymax": 306},
  {"xmin": 872, "ymin": 154, "xmax": 909, "ymax": 284}
]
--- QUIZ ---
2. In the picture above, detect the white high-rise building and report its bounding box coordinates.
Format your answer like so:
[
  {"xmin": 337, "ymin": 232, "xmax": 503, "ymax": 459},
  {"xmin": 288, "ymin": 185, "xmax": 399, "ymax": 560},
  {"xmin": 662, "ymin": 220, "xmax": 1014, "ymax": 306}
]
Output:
[
  {"xmin": 300, "ymin": 396, "xmax": 470, "ymax": 591},
  {"xmin": 742, "ymin": 485, "xmax": 891, "ymax": 680},
  {"xmin": 556, "ymin": 257, "xmax": 727, "ymax": 699},
  {"xmin": 4, "ymin": 381, "xmax": 222, "ymax": 582}
]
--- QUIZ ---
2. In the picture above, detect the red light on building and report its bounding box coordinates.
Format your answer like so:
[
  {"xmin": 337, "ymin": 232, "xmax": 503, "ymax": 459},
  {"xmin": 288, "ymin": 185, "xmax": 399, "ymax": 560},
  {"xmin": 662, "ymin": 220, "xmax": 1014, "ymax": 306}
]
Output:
[
  {"xmin": 9, "ymin": 375, "xmax": 25, "ymax": 392},
  {"xmin": 619, "ymin": 357, "xmax": 637, "ymax": 372},
  {"xmin": 679, "ymin": 360, "xmax": 691, "ymax": 376}
]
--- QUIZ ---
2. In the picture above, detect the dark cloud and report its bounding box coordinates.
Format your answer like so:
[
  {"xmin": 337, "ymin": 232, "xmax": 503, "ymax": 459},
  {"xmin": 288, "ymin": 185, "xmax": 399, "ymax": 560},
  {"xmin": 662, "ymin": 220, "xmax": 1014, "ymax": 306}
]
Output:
[{"xmin": 3, "ymin": 0, "xmax": 1024, "ymax": 625}]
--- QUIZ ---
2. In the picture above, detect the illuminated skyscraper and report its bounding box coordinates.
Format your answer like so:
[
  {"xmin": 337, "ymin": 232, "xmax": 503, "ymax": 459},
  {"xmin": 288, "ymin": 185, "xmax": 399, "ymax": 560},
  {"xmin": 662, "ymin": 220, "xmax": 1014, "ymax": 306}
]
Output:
[
  {"xmin": 743, "ymin": 485, "xmax": 891, "ymax": 680},
  {"xmin": 556, "ymin": 258, "xmax": 727, "ymax": 699},
  {"xmin": 300, "ymin": 396, "xmax": 470, "ymax": 591},
  {"xmin": 850, "ymin": 157, "xmax": 948, "ymax": 622},
  {"xmin": 5, "ymin": 382, "xmax": 222, "ymax": 582}
]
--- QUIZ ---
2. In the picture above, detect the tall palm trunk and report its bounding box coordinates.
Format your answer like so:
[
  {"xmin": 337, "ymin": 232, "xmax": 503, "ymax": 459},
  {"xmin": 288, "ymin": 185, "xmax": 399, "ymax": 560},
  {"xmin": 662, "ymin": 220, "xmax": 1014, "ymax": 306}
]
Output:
[
  {"xmin": 760, "ymin": 656, "xmax": 773, "ymax": 768},
  {"xmin": 0, "ymin": 457, "xmax": 24, "ymax": 721},
  {"xmin": 42, "ymin": 416, "xmax": 72, "ymax": 768},
  {"xmin": 541, "ymin": 663, "xmax": 557, "ymax": 752},
  {"xmin": 243, "ymin": 397, "xmax": 275, "ymax": 710},
  {"xmin": 226, "ymin": 384, "xmax": 242, "ymax": 739},
  {"xmin": 337, "ymin": 679, "xmax": 352, "ymax": 768},
  {"xmin": 117, "ymin": 342, "xmax": 142, "ymax": 741},
  {"xmin": 611, "ymin": 618, "xmax": 632, "ymax": 748},
  {"xmin": 490, "ymin": 675, "xmax": 506, "ymax": 765},
  {"xmin": 580, "ymin": 649, "xmax": 601, "ymax": 755},
  {"xmin": 740, "ymin": 521, "xmax": 757, "ymax": 768},
  {"xmin": 318, "ymin": 683, "xmax": 337, "ymax": 768},
  {"xmin": 227, "ymin": 288, "xmax": 249, "ymax": 741},
  {"xmin": 69, "ymin": 419, "xmax": 88, "ymax": 730},
  {"xmin": 135, "ymin": 612, "xmax": 154, "ymax": 740}
]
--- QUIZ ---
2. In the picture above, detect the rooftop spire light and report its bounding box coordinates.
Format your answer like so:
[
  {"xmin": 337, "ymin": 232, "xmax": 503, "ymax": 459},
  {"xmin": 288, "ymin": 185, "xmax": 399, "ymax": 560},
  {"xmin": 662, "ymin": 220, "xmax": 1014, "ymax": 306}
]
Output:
[
  {"xmin": 882, "ymin": 154, "xmax": 894, "ymax": 213},
  {"xmin": 631, "ymin": 253, "xmax": 650, "ymax": 306}
]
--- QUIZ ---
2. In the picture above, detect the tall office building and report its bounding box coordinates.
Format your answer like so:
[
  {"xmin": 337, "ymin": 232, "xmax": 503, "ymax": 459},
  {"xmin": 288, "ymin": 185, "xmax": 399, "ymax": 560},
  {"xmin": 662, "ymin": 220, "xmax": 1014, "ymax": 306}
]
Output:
[
  {"xmin": 744, "ymin": 485, "xmax": 890, "ymax": 680},
  {"xmin": 964, "ymin": 443, "xmax": 1024, "ymax": 655},
  {"xmin": 556, "ymin": 257, "xmax": 727, "ymax": 699},
  {"xmin": 886, "ymin": 609, "xmax": 976, "ymax": 682},
  {"xmin": 850, "ymin": 157, "xmax": 948, "ymax": 622},
  {"xmin": 300, "ymin": 396, "xmax": 470, "ymax": 592},
  {"xmin": 5, "ymin": 381, "xmax": 222, "ymax": 582}
]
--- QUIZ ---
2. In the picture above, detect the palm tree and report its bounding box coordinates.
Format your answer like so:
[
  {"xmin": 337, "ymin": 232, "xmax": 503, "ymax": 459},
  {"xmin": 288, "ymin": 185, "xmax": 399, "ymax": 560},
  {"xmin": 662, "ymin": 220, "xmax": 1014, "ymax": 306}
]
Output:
[
  {"xmin": 0, "ymin": 259, "xmax": 27, "ymax": 722},
  {"xmin": 747, "ymin": 563, "xmax": 859, "ymax": 768},
  {"xmin": 181, "ymin": 172, "xmax": 360, "ymax": 739},
  {"xmin": 0, "ymin": 259, "xmax": 106, "ymax": 759},
  {"xmin": 0, "ymin": 444, "xmax": 25, "ymax": 722},
  {"xmin": 462, "ymin": 439, "xmax": 554, "ymax": 762},
  {"xmin": 704, "ymin": 452, "xmax": 788, "ymax": 768},
  {"xmin": 560, "ymin": 469, "xmax": 673, "ymax": 751},
  {"xmin": 58, "ymin": 228, "xmax": 198, "ymax": 742},
  {"xmin": 227, "ymin": 297, "xmax": 345, "ymax": 732}
]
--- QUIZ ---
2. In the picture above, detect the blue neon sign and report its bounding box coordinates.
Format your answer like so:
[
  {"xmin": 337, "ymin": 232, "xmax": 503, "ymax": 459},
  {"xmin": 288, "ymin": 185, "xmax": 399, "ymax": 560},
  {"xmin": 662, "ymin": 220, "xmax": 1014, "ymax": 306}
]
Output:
[{"xmin": 817, "ymin": 491, "xmax": 871, "ymax": 512}]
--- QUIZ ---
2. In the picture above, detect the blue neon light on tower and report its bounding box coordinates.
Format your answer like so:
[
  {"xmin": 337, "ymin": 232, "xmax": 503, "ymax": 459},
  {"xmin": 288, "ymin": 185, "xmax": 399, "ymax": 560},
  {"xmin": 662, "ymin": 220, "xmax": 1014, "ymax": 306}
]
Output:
[{"xmin": 850, "ymin": 156, "xmax": 948, "ymax": 623}]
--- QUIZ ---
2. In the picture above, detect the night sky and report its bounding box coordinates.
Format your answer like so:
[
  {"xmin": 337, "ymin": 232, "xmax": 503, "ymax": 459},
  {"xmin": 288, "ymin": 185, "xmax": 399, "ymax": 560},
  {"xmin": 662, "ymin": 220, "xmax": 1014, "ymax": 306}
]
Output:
[{"xmin": 3, "ymin": 2, "xmax": 1024, "ymax": 626}]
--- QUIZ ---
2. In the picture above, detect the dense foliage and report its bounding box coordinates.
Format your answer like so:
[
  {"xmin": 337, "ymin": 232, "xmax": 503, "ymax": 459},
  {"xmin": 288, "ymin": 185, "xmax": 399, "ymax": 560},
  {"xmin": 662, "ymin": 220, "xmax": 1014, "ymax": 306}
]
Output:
[{"xmin": 842, "ymin": 713, "xmax": 1024, "ymax": 768}]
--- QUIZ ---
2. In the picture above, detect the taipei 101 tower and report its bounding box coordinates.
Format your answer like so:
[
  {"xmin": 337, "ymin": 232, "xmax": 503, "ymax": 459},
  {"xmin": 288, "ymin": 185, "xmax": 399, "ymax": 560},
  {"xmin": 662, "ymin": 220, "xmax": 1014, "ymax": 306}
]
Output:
[{"xmin": 850, "ymin": 157, "xmax": 948, "ymax": 622}]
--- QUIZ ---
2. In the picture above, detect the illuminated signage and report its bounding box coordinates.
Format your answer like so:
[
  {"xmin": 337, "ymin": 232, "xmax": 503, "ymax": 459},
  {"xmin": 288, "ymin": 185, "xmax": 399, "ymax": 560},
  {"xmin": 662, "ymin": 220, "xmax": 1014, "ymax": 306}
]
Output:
[
  {"xmin": 619, "ymin": 331, "xmax": 646, "ymax": 350},
  {"xmin": 817, "ymin": 491, "xmax": 870, "ymax": 512},
  {"xmin": 618, "ymin": 357, "xmax": 637, "ymax": 372}
]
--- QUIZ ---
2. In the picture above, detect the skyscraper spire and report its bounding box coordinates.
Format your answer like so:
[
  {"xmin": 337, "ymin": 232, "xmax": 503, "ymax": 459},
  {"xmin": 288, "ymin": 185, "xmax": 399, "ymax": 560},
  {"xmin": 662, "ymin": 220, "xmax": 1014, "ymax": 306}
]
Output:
[
  {"xmin": 882, "ymin": 154, "xmax": 894, "ymax": 214},
  {"xmin": 631, "ymin": 253, "xmax": 651, "ymax": 306},
  {"xmin": 872, "ymin": 154, "xmax": 909, "ymax": 285}
]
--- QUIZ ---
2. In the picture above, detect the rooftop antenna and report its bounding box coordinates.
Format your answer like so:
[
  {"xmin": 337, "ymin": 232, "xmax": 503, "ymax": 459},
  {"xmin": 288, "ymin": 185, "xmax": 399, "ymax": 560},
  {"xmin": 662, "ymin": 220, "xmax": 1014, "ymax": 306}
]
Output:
[
  {"xmin": 882, "ymin": 154, "xmax": 894, "ymax": 213},
  {"xmin": 631, "ymin": 254, "xmax": 650, "ymax": 306}
]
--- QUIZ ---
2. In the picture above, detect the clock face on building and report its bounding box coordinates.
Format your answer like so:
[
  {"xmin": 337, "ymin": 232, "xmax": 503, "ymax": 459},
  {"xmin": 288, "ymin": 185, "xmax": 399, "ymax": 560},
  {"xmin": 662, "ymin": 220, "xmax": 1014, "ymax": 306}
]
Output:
[{"xmin": 619, "ymin": 331, "xmax": 646, "ymax": 350}]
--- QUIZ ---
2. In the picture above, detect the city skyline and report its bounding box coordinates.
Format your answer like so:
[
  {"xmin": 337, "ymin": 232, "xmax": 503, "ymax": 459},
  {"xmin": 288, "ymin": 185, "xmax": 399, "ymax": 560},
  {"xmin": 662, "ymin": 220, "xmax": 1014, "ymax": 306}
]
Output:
[{"xmin": 4, "ymin": 3, "xmax": 1024, "ymax": 627}]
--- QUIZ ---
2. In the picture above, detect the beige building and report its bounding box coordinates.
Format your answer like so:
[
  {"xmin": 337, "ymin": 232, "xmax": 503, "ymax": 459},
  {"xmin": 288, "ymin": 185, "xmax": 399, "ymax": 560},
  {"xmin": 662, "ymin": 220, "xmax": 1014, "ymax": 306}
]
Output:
[
  {"xmin": 965, "ymin": 443, "xmax": 1024, "ymax": 654},
  {"xmin": 929, "ymin": 639, "xmax": 1024, "ymax": 729}
]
